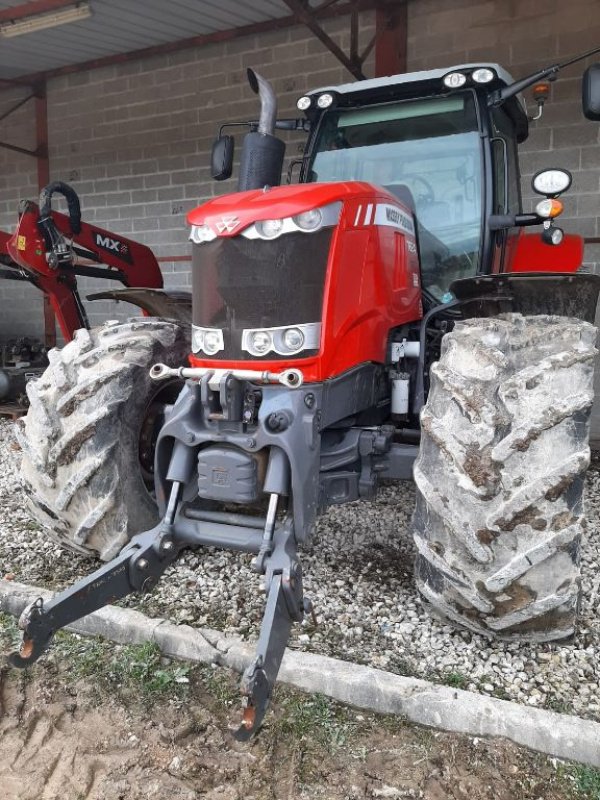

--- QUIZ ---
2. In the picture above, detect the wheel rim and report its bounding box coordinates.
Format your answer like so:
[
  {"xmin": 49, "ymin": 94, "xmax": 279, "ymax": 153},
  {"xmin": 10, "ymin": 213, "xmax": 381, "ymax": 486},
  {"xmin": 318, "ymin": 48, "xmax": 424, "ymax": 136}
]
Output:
[{"xmin": 138, "ymin": 378, "xmax": 183, "ymax": 492}]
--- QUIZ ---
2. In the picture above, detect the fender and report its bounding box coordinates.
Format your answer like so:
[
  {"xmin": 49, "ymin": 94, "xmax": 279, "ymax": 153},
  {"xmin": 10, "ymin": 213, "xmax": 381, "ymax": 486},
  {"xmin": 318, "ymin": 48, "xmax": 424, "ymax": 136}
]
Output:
[
  {"xmin": 87, "ymin": 287, "xmax": 192, "ymax": 324},
  {"xmin": 507, "ymin": 231, "xmax": 584, "ymax": 273},
  {"xmin": 451, "ymin": 272, "xmax": 600, "ymax": 323}
]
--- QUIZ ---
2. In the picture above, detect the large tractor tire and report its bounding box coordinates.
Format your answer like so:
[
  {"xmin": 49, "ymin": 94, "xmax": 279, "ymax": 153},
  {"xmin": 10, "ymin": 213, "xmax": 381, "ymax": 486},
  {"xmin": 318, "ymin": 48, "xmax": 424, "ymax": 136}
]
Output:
[
  {"xmin": 413, "ymin": 313, "xmax": 597, "ymax": 641},
  {"xmin": 19, "ymin": 318, "xmax": 189, "ymax": 562}
]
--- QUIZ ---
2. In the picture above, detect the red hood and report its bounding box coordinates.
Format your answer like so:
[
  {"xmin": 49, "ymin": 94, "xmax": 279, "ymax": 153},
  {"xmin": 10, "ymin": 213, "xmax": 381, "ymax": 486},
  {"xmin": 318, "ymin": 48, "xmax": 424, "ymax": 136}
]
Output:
[{"xmin": 187, "ymin": 181, "xmax": 377, "ymax": 236}]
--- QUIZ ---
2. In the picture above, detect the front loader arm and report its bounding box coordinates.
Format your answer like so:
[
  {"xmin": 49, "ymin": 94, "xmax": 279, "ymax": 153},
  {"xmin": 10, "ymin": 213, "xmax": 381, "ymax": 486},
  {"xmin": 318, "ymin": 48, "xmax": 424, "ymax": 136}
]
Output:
[{"xmin": 6, "ymin": 181, "xmax": 166, "ymax": 341}]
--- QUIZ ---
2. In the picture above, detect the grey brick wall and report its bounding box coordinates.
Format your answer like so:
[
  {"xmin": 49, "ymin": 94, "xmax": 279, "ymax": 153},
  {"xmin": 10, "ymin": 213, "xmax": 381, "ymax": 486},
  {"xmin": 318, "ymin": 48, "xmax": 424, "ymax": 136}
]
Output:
[
  {"xmin": 0, "ymin": 89, "xmax": 45, "ymax": 338},
  {"xmin": 0, "ymin": 2, "xmax": 598, "ymax": 342},
  {"xmin": 407, "ymin": 0, "xmax": 600, "ymax": 269}
]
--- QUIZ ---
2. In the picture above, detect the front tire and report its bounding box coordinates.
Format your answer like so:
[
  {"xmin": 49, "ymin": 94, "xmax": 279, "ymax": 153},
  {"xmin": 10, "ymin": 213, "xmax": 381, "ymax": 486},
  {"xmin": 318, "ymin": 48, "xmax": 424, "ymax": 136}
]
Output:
[
  {"xmin": 19, "ymin": 318, "xmax": 189, "ymax": 561},
  {"xmin": 413, "ymin": 313, "xmax": 597, "ymax": 641}
]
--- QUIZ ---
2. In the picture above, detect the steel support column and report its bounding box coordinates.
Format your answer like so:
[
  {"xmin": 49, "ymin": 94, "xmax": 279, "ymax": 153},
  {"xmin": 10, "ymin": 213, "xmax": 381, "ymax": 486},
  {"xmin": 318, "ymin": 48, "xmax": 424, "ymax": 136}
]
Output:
[
  {"xmin": 34, "ymin": 80, "xmax": 55, "ymax": 348},
  {"xmin": 375, "ymin": 2, "xmax": 407, "ymax": 77}
]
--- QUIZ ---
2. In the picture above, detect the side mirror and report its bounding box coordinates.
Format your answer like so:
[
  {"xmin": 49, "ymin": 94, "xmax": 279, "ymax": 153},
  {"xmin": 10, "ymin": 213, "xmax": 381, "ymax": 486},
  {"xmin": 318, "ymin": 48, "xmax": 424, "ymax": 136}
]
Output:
[
  {"xmin": 211, "ymin": 135, "xmax": 234, "ymax": 181},
  {"xmin": 582, "ymin": 63, "xmax": 600, "ymax": 121}
]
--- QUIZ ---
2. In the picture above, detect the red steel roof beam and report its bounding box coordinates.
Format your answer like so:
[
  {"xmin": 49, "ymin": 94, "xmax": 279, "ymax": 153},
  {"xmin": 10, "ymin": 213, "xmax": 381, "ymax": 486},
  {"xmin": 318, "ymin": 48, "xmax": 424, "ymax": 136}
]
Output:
[
  {"xmin": 375, "ymin": 1, "xmax": 407, "ymax": 77},
  {"xmin": 34, "ymin": 79, "xmax": 56, "ymax": 348}
]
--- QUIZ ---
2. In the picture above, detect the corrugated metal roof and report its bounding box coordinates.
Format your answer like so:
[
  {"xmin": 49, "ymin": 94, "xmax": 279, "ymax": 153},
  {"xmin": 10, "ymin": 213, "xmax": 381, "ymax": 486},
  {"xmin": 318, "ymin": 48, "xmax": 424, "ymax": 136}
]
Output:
[{"xmin": 0, "ymin": 0, "xmax": 293, "ymax": 80}]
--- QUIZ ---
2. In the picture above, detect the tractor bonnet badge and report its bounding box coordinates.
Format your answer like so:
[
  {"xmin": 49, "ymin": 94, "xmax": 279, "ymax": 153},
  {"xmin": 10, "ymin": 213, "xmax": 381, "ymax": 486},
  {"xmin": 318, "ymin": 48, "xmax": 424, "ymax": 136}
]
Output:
[{"xmin": 216, "ymin": 216, "xmax": 240, "ymax": 234}]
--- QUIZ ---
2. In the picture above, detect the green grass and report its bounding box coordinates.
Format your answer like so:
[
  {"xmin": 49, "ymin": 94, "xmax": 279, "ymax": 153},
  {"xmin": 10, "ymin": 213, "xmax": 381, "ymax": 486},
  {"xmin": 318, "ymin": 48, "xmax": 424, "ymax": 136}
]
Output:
[
  {"xmin": 570, "ymin": 765, "xmax": 600, "ymax": 798},
  {"xmin": 196, "ymin": 663, "xmax": 240, "ymax": 708},
  {"xmin": 53, "ymin": 635, "xmax": 191, "ymax": 701},
  {"xmin": 272, "ymin": 691, "xmax": 358, "ymax": 750},
  {"xmin": 0, "ymin": 623, "xmax": 191, "ymax": 705},
  {"xmin": 443, "ymin": 671, "xmax": 468, "ymax": 690},
  {"xmin": 544, "ymin": 696, "xmax": 573, "ymax": 715},
  {"xmin": 0, "ymin": 611, "xmax": 20, "ymax": 650}
]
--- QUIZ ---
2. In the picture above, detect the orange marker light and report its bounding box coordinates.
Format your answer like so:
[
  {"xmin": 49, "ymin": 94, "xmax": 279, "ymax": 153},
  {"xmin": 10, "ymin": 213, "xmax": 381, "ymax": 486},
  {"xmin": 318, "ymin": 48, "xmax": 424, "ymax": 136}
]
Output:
[
  {"xmin": 532, "ymin": 82, "xmax": 551, "ymax": 101},
  {"xmin": 535, "ymin": 198, "xmax": 564, "ymax": 218}
]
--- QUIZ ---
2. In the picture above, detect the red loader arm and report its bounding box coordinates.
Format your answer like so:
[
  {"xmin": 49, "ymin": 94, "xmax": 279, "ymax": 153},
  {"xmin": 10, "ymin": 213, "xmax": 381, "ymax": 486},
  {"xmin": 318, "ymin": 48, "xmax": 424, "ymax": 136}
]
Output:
[{"xmin": 6, "ymin": 185, "xmax": 164, "ymax": 342}]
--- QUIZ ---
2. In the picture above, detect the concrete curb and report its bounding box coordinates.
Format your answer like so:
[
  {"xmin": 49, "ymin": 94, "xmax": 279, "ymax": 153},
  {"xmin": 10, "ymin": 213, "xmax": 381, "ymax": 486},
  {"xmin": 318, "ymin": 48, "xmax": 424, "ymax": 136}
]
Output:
[{"xmin": 1, "ymin": 578, "xmax": 599, "ymax": 766}]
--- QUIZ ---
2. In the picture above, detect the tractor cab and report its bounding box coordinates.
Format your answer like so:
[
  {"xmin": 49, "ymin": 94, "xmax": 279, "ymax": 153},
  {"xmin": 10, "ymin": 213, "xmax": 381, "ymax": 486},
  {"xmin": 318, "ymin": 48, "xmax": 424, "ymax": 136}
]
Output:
[
  {"xmin": 299, "ymin": 64, "xmax": 527, "ymax": 303},
  {"xmin": 211, "ymin": 53, "xmax": 600, "ymax": 317}
]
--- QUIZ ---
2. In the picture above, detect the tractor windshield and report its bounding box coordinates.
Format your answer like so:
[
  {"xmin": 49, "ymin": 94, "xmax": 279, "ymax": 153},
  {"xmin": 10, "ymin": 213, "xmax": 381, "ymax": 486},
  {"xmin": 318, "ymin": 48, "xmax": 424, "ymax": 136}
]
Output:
[{"xmin": 308, "ymin": 93, "xmax": 482, "ymax": 300}]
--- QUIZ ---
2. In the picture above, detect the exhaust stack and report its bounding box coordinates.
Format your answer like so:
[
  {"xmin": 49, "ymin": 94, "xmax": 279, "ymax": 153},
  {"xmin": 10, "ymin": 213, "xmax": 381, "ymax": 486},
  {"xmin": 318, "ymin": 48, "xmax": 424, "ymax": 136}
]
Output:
[{"xmin": 238, "ymin": 69, "xmax": 285, "ymax": 192}]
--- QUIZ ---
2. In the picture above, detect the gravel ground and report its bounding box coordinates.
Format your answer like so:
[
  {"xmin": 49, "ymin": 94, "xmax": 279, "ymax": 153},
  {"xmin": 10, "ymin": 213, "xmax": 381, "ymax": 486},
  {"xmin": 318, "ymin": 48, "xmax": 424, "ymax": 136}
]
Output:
[{"xmin": 1, "ymin": 419, "xmax": 599, "ymax": 721}]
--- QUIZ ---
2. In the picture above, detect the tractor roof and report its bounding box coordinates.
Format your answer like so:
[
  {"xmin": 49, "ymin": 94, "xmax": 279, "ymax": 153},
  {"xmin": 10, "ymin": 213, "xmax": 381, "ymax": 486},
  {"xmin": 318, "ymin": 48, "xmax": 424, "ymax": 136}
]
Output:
[
  {"xmin": 308, "ymin": 63, "xmax": 516, "ymax": 97},
  {"xmin": 305, "ymin": 63, "xmax": 528, "ymax": 141}
]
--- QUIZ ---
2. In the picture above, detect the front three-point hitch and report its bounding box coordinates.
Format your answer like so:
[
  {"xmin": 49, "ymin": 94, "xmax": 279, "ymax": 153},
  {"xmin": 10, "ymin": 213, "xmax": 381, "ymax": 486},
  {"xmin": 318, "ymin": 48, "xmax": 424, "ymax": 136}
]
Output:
[{"xmin": 10, "ymin": 422, "xmax": 310, "ymax": 741}]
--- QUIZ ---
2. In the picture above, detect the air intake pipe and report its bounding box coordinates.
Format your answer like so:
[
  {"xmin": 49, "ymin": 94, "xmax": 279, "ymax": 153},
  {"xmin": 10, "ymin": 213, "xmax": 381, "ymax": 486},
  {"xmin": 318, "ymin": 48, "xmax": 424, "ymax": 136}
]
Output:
[{"xmin": 238, "ymin": 69, "xmax": 285, "ymax": 192}]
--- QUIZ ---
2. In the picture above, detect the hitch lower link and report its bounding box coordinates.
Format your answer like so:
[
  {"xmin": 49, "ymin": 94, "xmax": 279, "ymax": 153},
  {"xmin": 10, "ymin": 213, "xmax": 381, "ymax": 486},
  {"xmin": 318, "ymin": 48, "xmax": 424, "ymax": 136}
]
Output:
[{"xmin": 9, "ymin": 477, "xmax": 309, "ymax": 740}]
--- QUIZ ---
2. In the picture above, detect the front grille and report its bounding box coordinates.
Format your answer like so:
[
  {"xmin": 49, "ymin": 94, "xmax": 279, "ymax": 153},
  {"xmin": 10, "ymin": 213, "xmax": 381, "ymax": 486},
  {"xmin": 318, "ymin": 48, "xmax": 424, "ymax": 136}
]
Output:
[{"xmin": 192, "ymin": 229, "xmax": 332, "ymax": 360}]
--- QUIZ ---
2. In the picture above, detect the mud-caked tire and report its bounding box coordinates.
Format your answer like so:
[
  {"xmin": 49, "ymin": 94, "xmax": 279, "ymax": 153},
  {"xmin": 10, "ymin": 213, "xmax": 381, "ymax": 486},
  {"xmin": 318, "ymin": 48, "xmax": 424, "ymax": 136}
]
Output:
[
  {"xmin": 413, "ymin": 313, "xmax": 597, "ymax": 641},
  {"xmin": 19, "ymin": 318, "xmax": 189, "ymax": 561}
]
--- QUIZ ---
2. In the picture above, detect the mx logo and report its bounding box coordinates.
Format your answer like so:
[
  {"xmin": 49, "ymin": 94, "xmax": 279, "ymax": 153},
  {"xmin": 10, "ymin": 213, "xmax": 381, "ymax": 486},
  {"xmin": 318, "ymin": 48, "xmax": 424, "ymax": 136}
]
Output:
[{"xmin": 94, "ymin": 232, "xmax": 133, "ymax": 264}]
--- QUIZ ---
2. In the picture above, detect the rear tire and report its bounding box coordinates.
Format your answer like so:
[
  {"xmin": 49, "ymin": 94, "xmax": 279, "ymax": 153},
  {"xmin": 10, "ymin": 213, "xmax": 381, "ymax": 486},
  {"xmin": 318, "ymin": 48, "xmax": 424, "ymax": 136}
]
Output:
[
  {"xmin": 19, "ymin": 318, "xmax": 189, "ymax": 561},
  {"xmin": 413, "ymin": 313, "xmax": 597, "ymax": 641}
]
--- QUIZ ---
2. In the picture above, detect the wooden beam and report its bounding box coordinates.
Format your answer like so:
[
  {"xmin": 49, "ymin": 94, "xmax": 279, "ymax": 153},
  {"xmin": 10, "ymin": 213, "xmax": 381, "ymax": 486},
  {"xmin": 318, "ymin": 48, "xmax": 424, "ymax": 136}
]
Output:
[
  {"xmin": 13, "ymin": 1, "xmax": 377, "ymax": 86},
  {"xmin": 0, "ymin": 0, "xmax": 76, "ymax": 24}
]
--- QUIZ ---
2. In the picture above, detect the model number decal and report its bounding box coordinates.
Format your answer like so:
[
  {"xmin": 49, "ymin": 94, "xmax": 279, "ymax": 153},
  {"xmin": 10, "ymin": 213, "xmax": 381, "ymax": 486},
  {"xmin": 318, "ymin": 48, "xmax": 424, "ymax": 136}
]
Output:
[
  {"xmin": 94, "ymin": 232, "xmax": 133, "ymax": 263},
  {"xmin": 373, "ymin": 204, "xmax": 415, "ymax": 236}
]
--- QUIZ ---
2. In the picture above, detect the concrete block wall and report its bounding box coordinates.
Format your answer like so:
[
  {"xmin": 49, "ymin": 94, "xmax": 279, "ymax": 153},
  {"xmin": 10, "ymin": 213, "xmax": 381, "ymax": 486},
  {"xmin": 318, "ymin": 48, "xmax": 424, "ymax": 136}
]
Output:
[
  {"xmin": 407, "ymin": 0, "xmax": 600, "ymax": 269},
  {"xmin": 0, "ymin": 90, "xmax": 45, "ymax": 338},
  {"xmin": 0, "ymin": 13, "xmax": 375, "ymax": 339}
]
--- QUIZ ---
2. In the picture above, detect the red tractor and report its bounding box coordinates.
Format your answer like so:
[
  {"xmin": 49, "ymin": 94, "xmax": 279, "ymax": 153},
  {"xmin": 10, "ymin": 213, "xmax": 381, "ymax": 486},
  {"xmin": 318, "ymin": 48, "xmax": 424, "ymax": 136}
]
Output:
[{"xmin": 11, "ymin": 51, "xmax": 600, "ymax": 738}]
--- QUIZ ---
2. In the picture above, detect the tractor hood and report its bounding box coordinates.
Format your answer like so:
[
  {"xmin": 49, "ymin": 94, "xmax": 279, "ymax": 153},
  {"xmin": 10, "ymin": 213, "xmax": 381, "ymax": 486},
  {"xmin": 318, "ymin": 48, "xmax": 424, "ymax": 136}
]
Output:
[{"xmin": 187, "ymin": 181, "xmax": 374, "ymax": 238}]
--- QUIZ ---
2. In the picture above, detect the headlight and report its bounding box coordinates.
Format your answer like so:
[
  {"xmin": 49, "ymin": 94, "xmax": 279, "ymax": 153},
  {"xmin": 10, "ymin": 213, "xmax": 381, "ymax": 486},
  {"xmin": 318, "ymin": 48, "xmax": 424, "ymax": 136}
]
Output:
[
  {"xmin": 255, "ymin": 218, "xmax": 284, "ymax": 239},
  {"xmin": 443, "ymin": 71, "xmax": 467, "ymax": 89},
  {"xmin": 242, "ymin": 323, "xmax": 320, "ymax": 357},
  {"xmin": 190, "ymin": 224, "xmax": 216, "ymax": 243},
  {"xmin": 472, "ymin": 67, "xmax": 495, "ymax": 84},
  {"xmin": 293, "ymin": 208, "xmax": 323, "ymax": 231},
  {"xmin": 317, "ymin": 92, "xmax": 334, "ymax": 109},
  {"xmin": 283, "ymin": 327, "xmax": 305, "ymax": 351},
  {"xmin": 242, "ymin": 201, "xmax": 341, "ymax": 240},
  {"xmin": 248, "ymin": 330, "xmax": 273, "ymax": 355},
  {"xmin": 191, "ymin": 326, "xmax": 224, "ymax": 355},
  {"xmin": 297, "ymin": 95, "xmax": 311, "ymax": 111}
]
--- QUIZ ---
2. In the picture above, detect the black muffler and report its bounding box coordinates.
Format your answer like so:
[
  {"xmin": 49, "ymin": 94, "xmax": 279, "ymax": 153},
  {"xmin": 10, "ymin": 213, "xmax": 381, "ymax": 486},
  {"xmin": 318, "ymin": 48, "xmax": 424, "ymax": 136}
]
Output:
[{"xmin": 238, "ymin": 69, "xmax": 285, "ymax": 192}]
